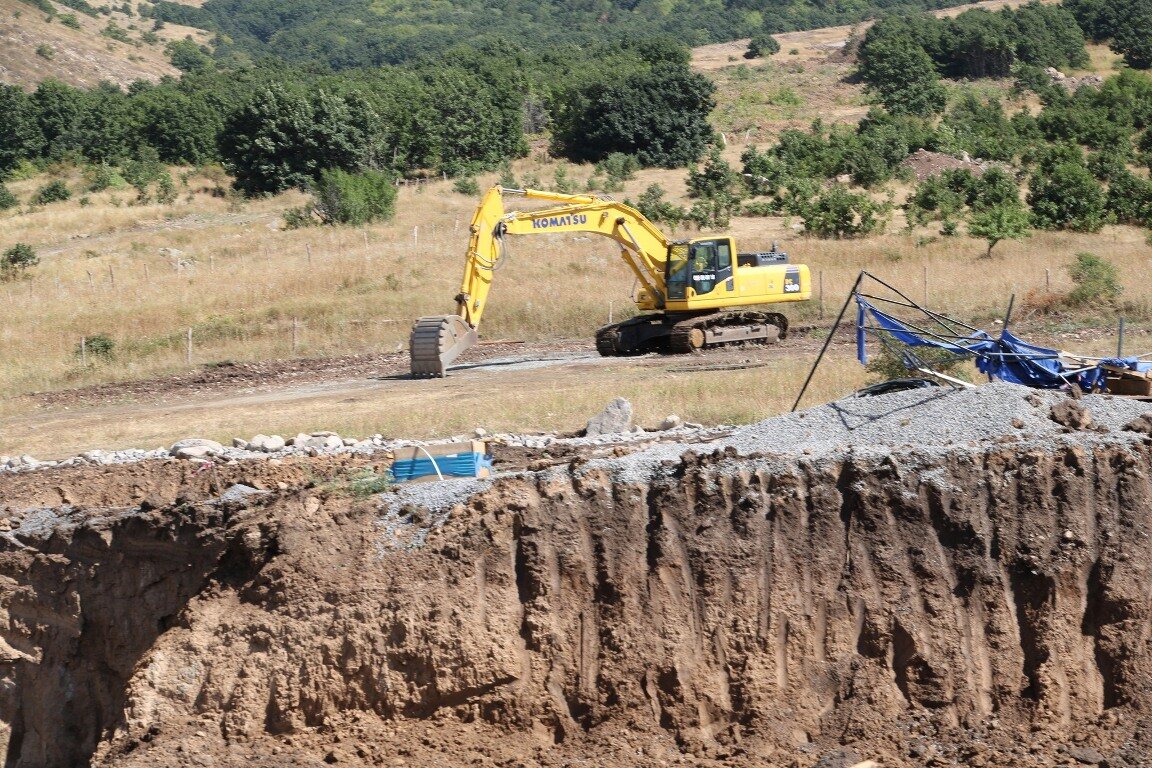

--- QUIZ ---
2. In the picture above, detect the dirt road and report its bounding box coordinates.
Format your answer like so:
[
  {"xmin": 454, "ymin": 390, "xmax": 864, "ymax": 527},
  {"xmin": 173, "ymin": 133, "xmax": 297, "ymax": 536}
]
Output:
[{"xmin": 2, "ymin": 333, "xmax": 854, "ymax": 460}]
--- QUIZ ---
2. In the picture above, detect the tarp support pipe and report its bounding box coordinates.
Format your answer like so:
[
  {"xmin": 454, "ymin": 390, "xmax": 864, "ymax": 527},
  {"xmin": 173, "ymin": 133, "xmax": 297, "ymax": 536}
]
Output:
[{"xmin": 792, "ymin": 270, "xmax": 866, "ymax": 412}]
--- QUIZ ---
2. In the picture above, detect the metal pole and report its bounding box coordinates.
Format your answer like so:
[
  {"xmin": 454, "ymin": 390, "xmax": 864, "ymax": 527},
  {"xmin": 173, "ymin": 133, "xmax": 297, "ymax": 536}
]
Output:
[
  {"xmin": 186, "ymin": 327, "xmax": 192, "ymax": 365},
  {"xmin": 1118, "ymin": 317, "xmax": 1126, "ymax": 357},
  {"xmin": 792, "ymin": 271, "xmax": 866, "ymax": 412},
  {"xmin": 1001, "ymin": 293, "xmax": 1016, "ymax": 334},
  {"xmin": 922, "ymin": 265, "xmax": 928, "ymax": 307},
  {"xmin": 81, "ymin": 336, "xmax": 86, "ymax": 367}
]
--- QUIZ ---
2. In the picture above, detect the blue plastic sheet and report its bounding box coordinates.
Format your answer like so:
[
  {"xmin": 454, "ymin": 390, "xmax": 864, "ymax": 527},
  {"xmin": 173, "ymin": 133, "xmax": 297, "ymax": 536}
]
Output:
[{"xmin": 856, "ymin": 296, "xmax": 1143, "ymax": 392}]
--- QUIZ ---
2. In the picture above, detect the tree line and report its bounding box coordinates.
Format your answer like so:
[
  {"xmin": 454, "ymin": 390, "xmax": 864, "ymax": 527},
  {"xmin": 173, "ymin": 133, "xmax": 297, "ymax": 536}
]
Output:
[
  {"xmin": 0, "ymin": 38, "xmax": 719, "ymax": 201},
  {"xmin": 139, "ymin": 0, "xmax": 979, "ymax": 72}
]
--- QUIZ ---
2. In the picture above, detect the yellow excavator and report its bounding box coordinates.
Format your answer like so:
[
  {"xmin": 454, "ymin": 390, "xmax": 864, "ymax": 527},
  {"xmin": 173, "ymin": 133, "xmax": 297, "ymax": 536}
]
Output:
[{"xmin": 410, "ymin": 186, "xmax": 811, "ymax": 377}]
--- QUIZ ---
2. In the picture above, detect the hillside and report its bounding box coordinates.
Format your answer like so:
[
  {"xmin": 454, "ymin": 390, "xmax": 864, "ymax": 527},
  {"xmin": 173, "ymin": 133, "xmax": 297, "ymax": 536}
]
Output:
[{"xmin": 0, "ymin": 0, "xmax": 210, "ymax": 89}]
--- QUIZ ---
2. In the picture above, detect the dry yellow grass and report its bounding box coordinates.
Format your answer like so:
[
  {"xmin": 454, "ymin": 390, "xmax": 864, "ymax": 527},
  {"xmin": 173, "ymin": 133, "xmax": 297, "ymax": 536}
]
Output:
[{"xmin": 0, "ymin": 13, "xmax": 1148, "ymax": 454}]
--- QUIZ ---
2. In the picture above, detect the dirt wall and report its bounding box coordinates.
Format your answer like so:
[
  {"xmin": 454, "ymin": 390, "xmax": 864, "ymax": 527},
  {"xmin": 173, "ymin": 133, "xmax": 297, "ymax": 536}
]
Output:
[{"xmin": 1, "ymin": 439, "xmax": 1151, "ymax": 767}]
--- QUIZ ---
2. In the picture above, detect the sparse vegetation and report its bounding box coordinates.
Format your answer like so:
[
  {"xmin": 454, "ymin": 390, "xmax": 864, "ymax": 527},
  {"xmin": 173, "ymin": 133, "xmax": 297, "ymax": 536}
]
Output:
[
  {"xmin": 1, "ymin": 243, "xmax": 39, "ymax": 279},
  {"xmin": 1066, "ymin": 252, "xmax": 1122, "ymax": 307},
  {"xmin": 32, "ymin": 180, "xmax": 72, "ymax": 205},
  {"xmin": 76, "ymin": 333, "xmax": 116, "ymax": 361}
]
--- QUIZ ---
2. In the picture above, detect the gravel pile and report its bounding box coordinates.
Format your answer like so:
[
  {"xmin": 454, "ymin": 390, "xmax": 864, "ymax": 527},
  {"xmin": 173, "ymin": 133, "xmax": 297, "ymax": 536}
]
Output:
[{"xmin": 596, "ymin": 383, "xmax": 1152, "ymax": 483}]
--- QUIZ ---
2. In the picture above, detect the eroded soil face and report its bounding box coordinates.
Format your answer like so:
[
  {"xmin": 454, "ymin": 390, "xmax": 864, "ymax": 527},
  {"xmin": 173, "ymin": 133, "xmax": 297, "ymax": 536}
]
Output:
[{"xmin": 1, "ymin": 427, "xmax": 1151, "ymax": 768}]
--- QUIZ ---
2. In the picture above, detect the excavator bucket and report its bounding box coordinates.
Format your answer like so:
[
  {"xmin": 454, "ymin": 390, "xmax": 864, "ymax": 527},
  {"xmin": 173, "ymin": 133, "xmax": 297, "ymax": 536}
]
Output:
[{"xmin": 409, "ymin": 315, "xmax": 478, "ymax": 377}]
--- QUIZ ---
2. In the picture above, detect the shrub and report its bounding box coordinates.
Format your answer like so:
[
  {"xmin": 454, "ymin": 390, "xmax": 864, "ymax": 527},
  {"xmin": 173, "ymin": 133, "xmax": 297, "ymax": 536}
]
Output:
[
  {"xmin": 1, "ymin": 243, "xmax": 39, "ymax": 279},
  {"xmin": 452, "ymin": 176, "xmax": 480, "ymax": 196},
  {"xmin": 0, "ymin": 184, "xmax": 17, "ymax": 210},
  {"xmin": 593, "ymin": 152, "xmax": 639, "ymax": 192},
  {"xmin": 1066, "ymin": 252, "xmax": 1121, "ymax": 306},
  {"xmin": 311, "ymin": 168, "xmax": 396, "ymax": 226},
  {"xmin": 866, "ymin": 332, "xmax": 969, "ymax": 382},
  {"xmin": 1028, "ymin": 162, "xmax": 1107, "ymax": 232},
  {"xmin": 59, "ymin": 13, "xmax": 80, "ymax": 28},
  {"xmin": 36, "ymin": 44, "xmax": 54, "ymax": 59},
  {"xmin": 76, "ymin": 333, "xmax": 116, "ymax": 361},
  {"xmin": 32, "ymin": 180, "xmax": 71, "ymax": 205},
  {"xmin": 800, "ymin": 184, "xmax": 886, "ymax": 238},
  {"xmin": 745, "ymin": 34, "xmax": 781, "ymax": 59},
  {"xmin": 635, "ymin": 184, "xmax": 687, "ymax": 231}
]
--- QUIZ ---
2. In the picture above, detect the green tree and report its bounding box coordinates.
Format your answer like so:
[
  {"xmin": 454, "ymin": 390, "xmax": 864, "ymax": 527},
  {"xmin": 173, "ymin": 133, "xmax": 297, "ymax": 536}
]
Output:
[
  {"xmin": 31, "ymin": 79, "xmax": 86, "ymax": 159},
  {"xmin": 32, "ymin": 179, "xmax": 71, "ymax": 205},
  {"xmin": 1, "ymin": 243, "xmax": 39, "ymax": 279},
  {"xmin": 551, "ymin": 62, "xmax": 715, "ymax": 167},
  {"xmin": 686, "ymin": 147, "xmax": 744, "ymax": 229},
  {"xmin": 800, "ymin": 184, "xmax": 886, "ymax": 238},
  {"xmin": 310, "ymin": 168, "xmax": 396, "ymax": 225},
  {"xmin": 0, "ymin": 184, "xmax": 17, "ymax": 210},
  {"xmin": 1109, "ymin": 0, "xmax": 1152, "ymax": 69},
  {"xmin": 220, "ymin": 84, "xmax": 379, "ymax": 196},
  {"xmin": 0, "ymin": 85, "xmax": 43, "ymax": 175},
  {"xmin": 635, "ymin": 184, "xmax": 687, "ymax": 231},
  {"xmin": 166, "ymin": 38, "xmax": 214, "ymax": 73},
  {"xmin": 1028, "ymin": 161, "xmax": 1107, "ymax": 232},
  {"xmin": 968, "ymin": 202, "xmax": 1030, "ymax": 257},
  {"xmin": 857, "ymin": 34, "xmax": 945, "ymax": 118},
  {"xmin": 745, "ymin": 34, "xmax": 780, "ymax": 59}
]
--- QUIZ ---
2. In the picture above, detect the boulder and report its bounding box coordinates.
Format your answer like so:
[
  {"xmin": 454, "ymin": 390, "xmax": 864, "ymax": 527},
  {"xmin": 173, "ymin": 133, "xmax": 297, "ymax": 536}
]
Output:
[
  {"xmin": 659, "ymin": 414, "xmax": 684, "ymax": 431},
  {"xmin": 170, "ymin": 438, "xmax": 224, "ymax": 460},
  {"xmin": 1050, "ymin": 399, "xmax": 1092, "ymax": 430},
  {"xmin": 585, "ymin": 397, "xmax": 633, "ymax": 436},
  {"xmin": 250, "ymin": 434, "xmax": 286, "ymax": 453}
]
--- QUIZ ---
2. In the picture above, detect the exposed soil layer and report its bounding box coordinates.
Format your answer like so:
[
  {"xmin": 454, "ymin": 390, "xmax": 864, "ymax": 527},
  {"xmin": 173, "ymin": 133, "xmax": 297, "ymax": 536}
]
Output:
[{"xmin": 2, "ymin": 412, "xmax": 1152, "ymax": 767}]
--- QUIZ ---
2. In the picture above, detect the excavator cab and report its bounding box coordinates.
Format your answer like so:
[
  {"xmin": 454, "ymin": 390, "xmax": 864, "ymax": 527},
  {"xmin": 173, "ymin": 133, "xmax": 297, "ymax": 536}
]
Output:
[{"xmin": 666, "ymin": 238, "xmax": 735, "ymax": 301}]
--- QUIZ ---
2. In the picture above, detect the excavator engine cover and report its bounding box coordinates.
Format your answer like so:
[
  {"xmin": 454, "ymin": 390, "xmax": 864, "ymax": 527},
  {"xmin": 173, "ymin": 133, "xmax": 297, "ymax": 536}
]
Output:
[{"xmin": 409, "ymin": 315, "xmax": 478, "ymax": 377}]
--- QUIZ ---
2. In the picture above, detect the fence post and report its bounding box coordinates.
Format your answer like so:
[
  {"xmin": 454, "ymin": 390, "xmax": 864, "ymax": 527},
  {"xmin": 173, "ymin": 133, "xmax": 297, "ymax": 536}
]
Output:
[
  {"xmin": 292, "ymin": 318, "xmax": 299, "ymax": 354},
  {"xmin": 81, "ymin": 336, "xmax": 86, "ymax": 367},
  {"xmin": 818, "ymin": 270, "xmax": 824, "ymax": 320},
  {"xmin": 186, "ymin": 327, "xmax": 193, "ymax": 366}
]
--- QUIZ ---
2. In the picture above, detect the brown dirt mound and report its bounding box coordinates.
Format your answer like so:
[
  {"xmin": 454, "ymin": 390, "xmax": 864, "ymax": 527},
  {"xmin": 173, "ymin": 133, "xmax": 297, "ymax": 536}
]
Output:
[{"xmin": 1, "ymin": 426, "xmax": 1151, "ymax": 767}]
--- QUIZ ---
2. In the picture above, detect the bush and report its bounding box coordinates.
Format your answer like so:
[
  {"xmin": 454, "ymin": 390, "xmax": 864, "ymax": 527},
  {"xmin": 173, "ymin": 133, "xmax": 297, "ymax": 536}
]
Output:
[
  {"xmin": 635, "ymin": 184, "xmax": 687, "ymax": 231},
  {"xmin": 76, "ymin": 333, "xmax": 116, "ymax": 361},
  {"xmin": 1028, "ymin": 162, "xmax": 1107, "ymax": 232},
  {"xmin": 800, "ymin": 184, "xmax": 886, "ymax": 238},
  {"xmin": 745, "ymin": 34, "xmax": 781, "ymax": 59},
  {"xmin": 32, "ymin": 180, "xmax": 71, "ymax": 205},
  {"xmin": 1, "ymin": 243, "xmax": 39, "ymax": 279},
  {"xmin": 0, "ymin": 184, "xmax": 17, "ymax": 210},
  {"xmin": 866, "ymin": 332, "xmax": 969, "ymax": 382},
  {"xmin": 311, "ymin": 168, "xmax": 396, "ymax": 226},
  {"xmin": 1067, "ymin": 252, "xmax": 1121, "ymax": 306},
  {"xmin": 592, "ymin": 153, "xmax": 639, "ymax": 192},
  {"xmin": 36, "ymin": 44, "xmax": 54, "ymax": 59},
  {"xmin": 452, "ymin": 176, "xmax": 480, "ymax": 196},
  {"xmin": 59, "ymin": 13, "xmax": 81, "ymax": 28}
]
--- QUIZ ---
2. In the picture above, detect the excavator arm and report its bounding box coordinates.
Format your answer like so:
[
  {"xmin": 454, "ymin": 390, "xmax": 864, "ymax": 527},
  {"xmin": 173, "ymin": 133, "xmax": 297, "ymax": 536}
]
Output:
[{"xmin": 410, "ymin": 186, "xmax": 675, "ymax": 377}]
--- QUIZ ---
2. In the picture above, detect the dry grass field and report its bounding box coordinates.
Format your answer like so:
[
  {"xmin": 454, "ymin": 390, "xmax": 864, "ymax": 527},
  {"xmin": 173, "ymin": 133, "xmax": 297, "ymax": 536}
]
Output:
[
  {"xmin": 0, "ymin": 7, "xmax": 1148, "ymax": 455},
  {"xmin": 0, "ymin": 0, "xmax": 211, "ymax": 89}
]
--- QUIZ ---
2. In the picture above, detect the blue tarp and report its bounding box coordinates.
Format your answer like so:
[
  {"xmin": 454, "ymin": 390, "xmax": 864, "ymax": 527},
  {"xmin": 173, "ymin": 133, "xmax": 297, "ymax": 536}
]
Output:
[{"xmin": 856, "ymin": 296, "xmax": 1147, "ymax": 392}]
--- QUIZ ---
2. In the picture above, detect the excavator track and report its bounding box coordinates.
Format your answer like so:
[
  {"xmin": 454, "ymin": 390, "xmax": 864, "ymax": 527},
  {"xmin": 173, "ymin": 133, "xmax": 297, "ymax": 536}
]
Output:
[
  {"xmin": 668, "ymin": 311, "xmax": 788, "ymax": 354},
  {"xmin": 409, "ymin": 315, "xmax": 478, "ymax": 377}
]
